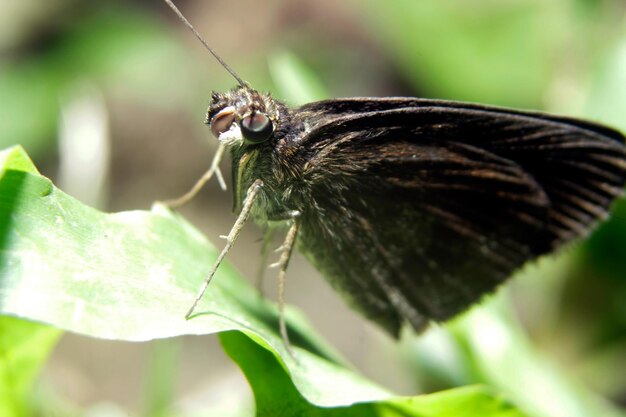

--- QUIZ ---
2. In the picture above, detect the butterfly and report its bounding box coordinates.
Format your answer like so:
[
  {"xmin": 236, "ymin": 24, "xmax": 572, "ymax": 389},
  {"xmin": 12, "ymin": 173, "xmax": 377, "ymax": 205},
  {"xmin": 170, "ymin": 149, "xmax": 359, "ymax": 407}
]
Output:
[{"xmin": 163, "ymin": 0, "xmax": 626, "ymax": 343}]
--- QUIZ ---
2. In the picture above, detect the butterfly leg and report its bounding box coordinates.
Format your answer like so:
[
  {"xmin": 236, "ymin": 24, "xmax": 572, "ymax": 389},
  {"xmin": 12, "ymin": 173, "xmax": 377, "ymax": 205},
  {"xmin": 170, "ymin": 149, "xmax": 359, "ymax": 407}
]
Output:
[
  {"xmin": 162, "ymin": 143, "xmax": 227, "ymax": 208},
  {"xmin": 255, "ymin": 226, "xmax": 277, "ymax": 297},
  {"xmin": 185, "ymin": 178, "xmax": 264, "ymax": 319},
  {"xmin": 269, "ymin": 211, "xmax": 301, "ymax": 353}
]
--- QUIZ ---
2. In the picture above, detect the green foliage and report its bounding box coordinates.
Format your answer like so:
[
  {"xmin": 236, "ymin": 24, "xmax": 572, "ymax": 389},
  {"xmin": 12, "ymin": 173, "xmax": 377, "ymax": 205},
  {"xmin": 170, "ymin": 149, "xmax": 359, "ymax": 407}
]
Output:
[
  {"xmin": 0, "ymin": 317, "xmax": 61, "ymax": 417},
  {"xmin": 357, "ymin": 0, "xmax": 624, "ymax": 110},
  {"xmin": 0, "ymin": 5, "xmax": 197, "ymax": 158}
]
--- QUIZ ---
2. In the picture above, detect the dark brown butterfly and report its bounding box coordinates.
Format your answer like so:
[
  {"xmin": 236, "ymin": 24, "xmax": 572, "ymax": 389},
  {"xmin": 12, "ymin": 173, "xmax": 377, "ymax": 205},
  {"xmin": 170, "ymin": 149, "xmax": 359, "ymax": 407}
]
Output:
[{"xmin": 163, "ymin": 0, "xmax": 626, "ymax": 343}]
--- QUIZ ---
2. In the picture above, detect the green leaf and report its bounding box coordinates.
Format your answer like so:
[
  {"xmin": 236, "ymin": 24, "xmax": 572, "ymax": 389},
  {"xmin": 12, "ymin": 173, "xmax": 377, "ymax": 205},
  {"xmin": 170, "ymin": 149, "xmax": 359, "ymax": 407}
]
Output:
[
  {"xmin": 221, "ymin": 331, "xmax": 524, "ymax": 417},
  {"xmin": 0, "ymin": 316, "xmax": 61, "ymax": 417}
]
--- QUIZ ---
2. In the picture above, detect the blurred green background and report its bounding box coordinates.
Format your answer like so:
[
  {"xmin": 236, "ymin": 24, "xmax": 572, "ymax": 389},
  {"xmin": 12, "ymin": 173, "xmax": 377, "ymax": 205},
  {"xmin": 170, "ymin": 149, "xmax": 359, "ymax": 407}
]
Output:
[{"xmin": 0, "ymin": 0, "xmax": 625, "ymax": 416}]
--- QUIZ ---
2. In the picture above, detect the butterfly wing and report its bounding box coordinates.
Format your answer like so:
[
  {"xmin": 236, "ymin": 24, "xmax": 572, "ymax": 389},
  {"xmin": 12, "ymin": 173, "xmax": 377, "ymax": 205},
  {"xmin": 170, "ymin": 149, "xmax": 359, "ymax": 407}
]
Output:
[{"xmin": 290, "ymin": 99, "xmax": 626, "ymax": 335}]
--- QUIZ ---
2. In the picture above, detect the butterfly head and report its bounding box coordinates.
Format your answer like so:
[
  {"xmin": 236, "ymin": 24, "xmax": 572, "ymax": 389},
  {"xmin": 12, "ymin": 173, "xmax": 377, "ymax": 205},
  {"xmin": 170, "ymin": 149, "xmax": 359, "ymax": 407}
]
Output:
[{"xmin": 206, "ymin": 86, "xmax": 284, "ymax": 148}]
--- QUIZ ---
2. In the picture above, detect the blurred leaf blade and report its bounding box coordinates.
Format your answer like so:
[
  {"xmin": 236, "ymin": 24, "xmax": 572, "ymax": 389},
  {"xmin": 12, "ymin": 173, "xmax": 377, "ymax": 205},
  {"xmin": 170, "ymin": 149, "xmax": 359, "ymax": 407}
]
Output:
[
  {"xmin": 453, "ymin": 299, "xmax": 626, "ymax": 417},
  {"xmin": 269, "ymin": 51, "xmax": 330, "ymax": 105},
  {"xmin": 356, "ymin": 0, "xmax": 572, "ymax": 108},
  {"xmin": 584, "ymin": 30, "xmax": 626, "ymax": 132},
  {"xmin": 0, "ymin": 316, "xmax": 61, "ymax": 417},
  {"xmin": 142, "ymin": 339, "xmax": 180, "ymax": 417}
]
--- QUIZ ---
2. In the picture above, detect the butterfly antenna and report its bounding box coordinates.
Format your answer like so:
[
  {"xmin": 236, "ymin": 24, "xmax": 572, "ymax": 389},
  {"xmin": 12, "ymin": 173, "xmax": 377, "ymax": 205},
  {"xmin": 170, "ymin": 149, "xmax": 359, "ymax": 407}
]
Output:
[{"xmin": 162, "ymin": 0, "xmax": 246, "ymax": 87}]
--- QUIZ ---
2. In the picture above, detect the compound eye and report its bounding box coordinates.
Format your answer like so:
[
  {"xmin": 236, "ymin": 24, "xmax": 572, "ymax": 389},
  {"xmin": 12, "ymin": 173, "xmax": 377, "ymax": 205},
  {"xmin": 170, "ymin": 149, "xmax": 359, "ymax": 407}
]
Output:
[
  {"xmin": 240, "ymin": 112, "xmax": 273, "ymax": 144},
  {"xmin": 210, "ymin": 107, "xmax": 236, "ymax": 138}
]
